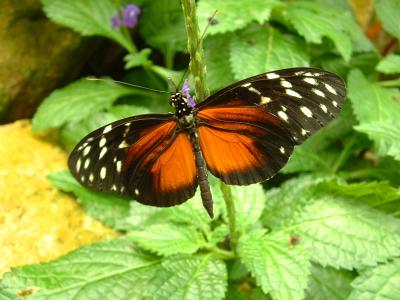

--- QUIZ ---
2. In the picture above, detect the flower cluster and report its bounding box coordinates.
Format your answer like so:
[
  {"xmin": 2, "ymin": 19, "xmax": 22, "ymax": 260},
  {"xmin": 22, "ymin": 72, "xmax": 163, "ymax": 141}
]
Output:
[
  {"xmin": 181, "ymin": 79, "xmax": 196, "ymax": 107},
  {"xmin": 112, "ymin": 4, "xmax": 141, "ymax": 29}
]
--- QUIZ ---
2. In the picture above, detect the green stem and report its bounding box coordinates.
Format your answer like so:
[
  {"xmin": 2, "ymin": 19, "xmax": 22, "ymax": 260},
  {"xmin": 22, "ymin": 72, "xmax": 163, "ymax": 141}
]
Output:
[
  {"xmin": 378, "ymin": 78, "xmax": 400, "ymax": 87},
  {"xmin": 181, "ymin": 0, "xmax": 209, "ymax": 100},
  {"xmin": 181, "ymin": 0, "xmax": 238, "ymax": 252},
  {"xmin": 331, "ymin": 135, "xmax": 357, "ymax": 173},
  {"xmin": 220, "ymin": 182, "xmax": 238, "ymax": 253}
]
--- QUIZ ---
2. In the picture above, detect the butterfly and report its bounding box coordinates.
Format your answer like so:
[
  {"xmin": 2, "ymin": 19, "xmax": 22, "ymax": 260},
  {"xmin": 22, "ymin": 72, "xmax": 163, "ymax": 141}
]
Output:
[{"xmin": 68, "ymin": 68, "xmax": 346, "ymax": 218}]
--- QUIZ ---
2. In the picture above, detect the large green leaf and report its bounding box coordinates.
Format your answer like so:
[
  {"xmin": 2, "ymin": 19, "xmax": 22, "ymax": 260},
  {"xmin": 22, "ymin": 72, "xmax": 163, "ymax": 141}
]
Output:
[
  {"xmin": 128, "ymin": 224, "xmax": 205, "ymax": 256},
  {"xmin": 305, "ymin": 264, "xmax": 354, "ymax": 300},
  {"xmin": 0, "ymin": 239, "xmax": 162, "ymax": 299},
  {"xmin": 348, "ymin": 259, "xmax": 400, "ymax": 300},
  {"xmin": 291, "ymin": 197, "xmax": 400, "ymax": 270},
  {"xmin": 376, "ymin": 0, "xmax": 400, "ymax": 40},
  {"xmin": 40, "ymin": 0, "xmax": 135, "ymax": 51},
  {"xmin": 284, "ymin": 2, "xmax": 352, "ymax": 61},
  {"xmin": 152, "ymin": 255, "xmax": 227, "ymax": 300},
  {"xmin": 238, "ymin": 230, "xmax": 311, "ymax": 300},
  {"xmin": 355, "ymin": 121, "xmax": 400, "ymax": 161},
  {"xmin": 197, "ymin": 0, "xmax": 282, "ymax": 35},
  {"xmin": 230, "ymin": 26, "xmax": 309, "ymax": 80},
  {"xmin": 48, "ymin": 171, "xmax": 130, "ymax": 230},
  {"xmin": 32, "ymin": 78, "xmax": 135, "ymax": 132},
  {"xmin": 347, "ymin": 69, "xmax": 400, "ymax": 123},
  {"xmin": 376, "ymin": 54, "xmax": 400, "ymax": 74}
]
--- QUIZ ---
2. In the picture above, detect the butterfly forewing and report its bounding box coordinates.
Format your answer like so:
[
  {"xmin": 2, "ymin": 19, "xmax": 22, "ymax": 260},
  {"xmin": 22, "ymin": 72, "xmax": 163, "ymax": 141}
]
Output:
[{"xmin": 197, "ymin": 67, "xmax": 346, "ymax": 144}]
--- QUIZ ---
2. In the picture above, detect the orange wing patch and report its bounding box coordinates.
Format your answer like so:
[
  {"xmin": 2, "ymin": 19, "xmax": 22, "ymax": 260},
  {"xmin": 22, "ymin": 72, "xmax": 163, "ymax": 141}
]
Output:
[
  {"xmin": 128, "ymin": 132, "xmax": 197, "ymax": 207},
  {"xmin": 198, "ymin": 106, "xmax": 294, "ymax": 185}
]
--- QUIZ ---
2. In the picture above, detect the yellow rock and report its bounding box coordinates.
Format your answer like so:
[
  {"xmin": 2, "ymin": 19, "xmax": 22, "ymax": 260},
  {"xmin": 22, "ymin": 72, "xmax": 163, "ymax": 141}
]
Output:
[{"xmin": 0, "ymin": 120, "xmax": 118, "ymax": 276}]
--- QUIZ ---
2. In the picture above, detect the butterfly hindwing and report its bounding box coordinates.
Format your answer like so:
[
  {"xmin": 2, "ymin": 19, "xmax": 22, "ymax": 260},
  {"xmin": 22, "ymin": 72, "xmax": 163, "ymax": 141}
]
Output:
[{"xmin": 197, "ymin": 67, "xmax": 346, "ymax": 144}]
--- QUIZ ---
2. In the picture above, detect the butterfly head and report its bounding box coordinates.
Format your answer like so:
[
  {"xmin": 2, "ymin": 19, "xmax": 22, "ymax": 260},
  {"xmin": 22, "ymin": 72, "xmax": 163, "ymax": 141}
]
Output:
[{"xmin": 170, "ymin": 92, "xmax": 193, "ymax": 119}]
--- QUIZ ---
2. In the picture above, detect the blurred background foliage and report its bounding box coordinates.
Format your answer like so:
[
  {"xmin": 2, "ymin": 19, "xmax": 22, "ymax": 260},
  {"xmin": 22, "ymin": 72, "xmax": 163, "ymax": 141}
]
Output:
[{"xmin": 1, "ymin": 0, "xmax": 400, "ymax": 299}]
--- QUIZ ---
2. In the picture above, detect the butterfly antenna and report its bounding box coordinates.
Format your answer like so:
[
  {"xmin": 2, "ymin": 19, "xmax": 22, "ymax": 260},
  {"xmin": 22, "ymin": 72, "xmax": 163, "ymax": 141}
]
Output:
[
  {"xmin": 86, "ymin": 77, "xmax": 170, "ymax": 94},
  {"xmin": 176, "ymin": 10, "xmax": 218, "ymax": 90}
]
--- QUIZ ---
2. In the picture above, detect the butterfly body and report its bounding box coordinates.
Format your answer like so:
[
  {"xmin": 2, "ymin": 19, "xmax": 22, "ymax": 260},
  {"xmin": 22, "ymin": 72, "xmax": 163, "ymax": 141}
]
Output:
[{"xmin": 68, "ymin": 68, "xmax": 346, "ymax": 218}]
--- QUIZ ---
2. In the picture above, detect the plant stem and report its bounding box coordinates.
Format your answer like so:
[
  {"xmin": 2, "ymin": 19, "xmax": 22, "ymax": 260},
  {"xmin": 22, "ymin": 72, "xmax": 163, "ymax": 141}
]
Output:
[
  {"xmin": 181, "ymin": 0, "xmax": 209, "ymax": 100},
  {"xmin": 331, "ymin": 135, "xmax": 357, "ymax": 173},
  {"xmin": 181, "ymin": 0, "xmax": 238, "ymax": 252},
  {"xmin": 379, "ymin": 78, "xmax": 400, "ymax": 87}
]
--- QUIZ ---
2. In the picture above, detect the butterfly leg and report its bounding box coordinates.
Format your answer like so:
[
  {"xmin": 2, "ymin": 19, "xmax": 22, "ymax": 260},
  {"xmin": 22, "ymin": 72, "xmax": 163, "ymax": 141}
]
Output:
[{"xmin": 190, "ymin": 129, "xmax": 213, "ymax": 218}]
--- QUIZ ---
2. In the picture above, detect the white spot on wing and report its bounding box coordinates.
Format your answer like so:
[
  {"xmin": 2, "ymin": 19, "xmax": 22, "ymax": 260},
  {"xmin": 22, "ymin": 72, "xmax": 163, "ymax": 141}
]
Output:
[
  {"xmin": 332, "ymin": 100, "xmax": 338, "ymax": 107},
  {"xmin": 277, "ymin": 111, "xmax": 289, "ymax": 121},
  {"xmin": 303, "ymin": 77, "xmax": 317, "ymax": 85},
  {"xmin": 300, "ymin": 106, "xmax": 313, "ymax": 118},
  {"xmin": 84, "ymin": 158, "xmax": 90, "ymax": 169},
  {"xmin": 100, "ymin": 167, "xmax": 106, "ymax": 179},
  {"xmin": 134, "ymin": 188, "xmax": 140, "ymax": 195},
  {"xmin": 99, "ymin": 147, "xmax": 107, "ymax": 159},
  {"xmin": 99, "ymin": 137, "xmax": 106, "ymax": 148},
  {"xmin": 266, "ymin": 73, "xmax": 280, "ymax": 79},
  {"xmin": 281, "ymin": 105, "xmax": 287, "ymax": 112},
  {"xmin": 312, "ymin": 89, "xmax": 325, "ymax": 98},
  {"xmin": 325, "ymin": 83, "xmax": 337, "ymax": 95},
  {"xmin": 248, "ymin": 87, "xmax": 261, "ymax": 95},
  {"xmin": 320, "ymin": 104, "xmax": 328, "ymax": 113},
  {"xmin": 116, "ymin": 161, "xmax": 122, "ymax": 173},
  {"xmin": 260, "ymin": 96, "xmax": 271, "ymax": 104},
  {"xmin": 280, "ymin": 80, "xmax": 292, "ymax": 88},
  {"xmin": 242, "ymin": 82, "xmax": 251, "ymax": 87},
  {"xmin": 89, "ymin": 173, "xmax": 94, "ymax": 182},
  {"xmin": 119, "ymin": 140, "xmax": 129, "ymax": 149},
  {"xmin": 103, "ymin": 125, "xmax": 112, "ymax": 134},
  {"xmin": 76, "ymin": 159, "xmax": 81, "ymax": 172},
  {"xmin": 111, "ymin": 185, "xmax": 117, "ymax": 191},
  {"xmin": 301, "ymin": 128, "xmax": 309, "ymax": 136},
  {"xmin": 83, "ymin": 146, "xmax": 91, "ymax": 156},
  {"xmin": 280, "ymin": 146, "xmax": 285, "ymax": 154},
  {"xmin": 286, "ymin": 89, "xmax": 302, "ymax": 98}
]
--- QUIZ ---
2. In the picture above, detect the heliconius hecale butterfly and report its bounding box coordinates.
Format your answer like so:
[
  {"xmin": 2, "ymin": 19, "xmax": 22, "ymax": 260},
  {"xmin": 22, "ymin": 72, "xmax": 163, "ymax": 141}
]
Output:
[{"xmin": 68, "ymin": 68, "xmax": 346, "ymax": 218}]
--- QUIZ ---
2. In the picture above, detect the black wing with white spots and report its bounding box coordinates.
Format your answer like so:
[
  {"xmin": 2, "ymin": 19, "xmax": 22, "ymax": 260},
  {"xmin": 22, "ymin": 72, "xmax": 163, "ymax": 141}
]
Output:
[
  {"xmin": 196, "ymin": 67, "xmax": 346, "ymax": 144},
  {"xmin": 68, "ymin": 114, "xmax": 175, "ymax": 196}
]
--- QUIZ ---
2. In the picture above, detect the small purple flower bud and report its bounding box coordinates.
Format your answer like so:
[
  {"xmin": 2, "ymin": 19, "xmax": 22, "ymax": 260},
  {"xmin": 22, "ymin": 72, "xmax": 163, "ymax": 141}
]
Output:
[
  {"xmin": 111, "ymin": 3, "xmax": 141, "ymax": 29},
  {"xmin": 181, "ymin": 79, "xmax": 196, "ymax": 107}
]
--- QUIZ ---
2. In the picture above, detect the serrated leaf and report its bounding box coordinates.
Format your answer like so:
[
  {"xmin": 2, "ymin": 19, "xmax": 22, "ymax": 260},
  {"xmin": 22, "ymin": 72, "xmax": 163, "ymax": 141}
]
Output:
[
  {"xmin": 48, "ymin": 171, "xmax": 130, "ymax": 230},
  {"xmin": 376, "ymin": 54, "xmax": 400, "ymax": 74},
  {"xmin": 204, "ymin": 34, "xmax": 236, "ymax": 91},
  {"xmin": 348, "ymin": 259, "xmax": 400, "ymax": 300},
  {"xmin": 238, "ymin": 230, "xmax": 311, "ymax": 300},
  {"xmin": 230, "ymin": 26, "xmax": 309, "ymax": 79},
  {"xmin": 355, "ymin": 121, "xmax": 400, "ymax": 161},
  {"xmin": 128, "ymin": 224, "xmax": 205, "ymax": 256},
  {"xmin": 40, "ymin": 0, "xmax": 135, "ymax": 51},
  {"xmin": 124, "ymin": 48, "xmax": 152, "ymax": 69},
  {"xmin": 32, "ymin": 78, "xmax": 134, "ymax": 132},
  {"xmin": 262, "ymin": 175, "xmax": 335, "ymax": 229},
  {"xmin": 197, "ymin": 0, "xmax": 282, "ymax": 35},
  {"xmin": 347, "ymin": 69, "xmax": 400, "ymax": 123},
  {"xmin": 291, "ymin": 197, "xmax": 400, "ymax": 270},
  {"xmin": 376, "ymin": 0, "xmax": 400, "ymax": 40},
  {"xmin": 139, "ymin": 0, "xmax": 187, "ymax": 54},
  {"xmin": 305, "ymin": 264, "xmax": 354, "ymax": 300},
  {"xmin": 152, "ymin": 255, "xmax": 227, "ymax": 300},
  {"xmin": 285, "ymin": 2, "xmax": 352, "ymax": 61},
  {"xmin": 0, "ymin": 239, "xmax": 162, "ymax": 299}
]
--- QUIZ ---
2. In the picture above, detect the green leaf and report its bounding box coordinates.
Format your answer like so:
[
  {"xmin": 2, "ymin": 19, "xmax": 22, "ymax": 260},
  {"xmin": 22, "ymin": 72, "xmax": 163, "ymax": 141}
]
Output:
[
  {"xmin": 348, "ymin": 259, "xmax": 400, "ymax": 300},
  {"xmin": 204, "ymin": 34, "xmax": 236, "ymax": 91},
  {"xmin": 347, "ymin": 69, "xmax": 400, "ymax": 123},
  {"xmin": 285, "ymin": 2, "xmax": 352, "ymax": 61},
  {"xmin": 128, "ymin": 224, "xmax": 205, "ymax": 256},
  {"xmin": 197, "ymin": 0, "xmax": 282, "ymax": 35},
  {"xmin": 376, "ymin": 54, "xmax": 400, "ymax": 74},
  {"xmin": 238, "ymin": 230, "xmax": 311, "ymax": 300},
  {"xmin": 48, "ymin": 171, "xmax": 130, "ymax": 230},
  {"xmin": 353, "ymin": 262, "xmax": 400, "ymax": 299},
  {"xmin": 230, "ymin": 26, "xmax": 309, "ymax": 79},
  {"xmin": 291, "ymin": 197, "xmax": 400, "ymax": 270},
  {"xmin": 0, "ymin": 239, "xmax": 162, "ymax": 299},
  {"xmin": 124, "ymin": 48, "xmax": 152, "ymax": 69},
  {"xmin": 32, "ymin": 78, "xmax": 135, "ymax": 132},
  {"xmin": 376, "ymin": 0, "xmax": 400, "ymax": 40},
  {"xmin": 355, "ymin": 121, "xmax": 400, "ymax": 161},
  {"xmin": 305, "ymin": 264, "xmax": 354, "ymax": 300},
  {"xmin": 152, "ymin": 255, "xmax": 227, "ymax": 300},
  {"xmin": 40, "ymin": 0, "xmax": 135, "ymax": 52},
  {"xmin": 139, "ymin": 0, "xmax": 187, "ymax": 55}
]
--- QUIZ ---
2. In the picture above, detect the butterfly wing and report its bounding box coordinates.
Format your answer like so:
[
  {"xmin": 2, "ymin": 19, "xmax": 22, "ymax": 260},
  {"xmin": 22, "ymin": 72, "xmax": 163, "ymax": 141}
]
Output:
[
  {"xmin": 197, "ymin": 67, "xmax": 346, "ymax": 144},
  {"xmin": 68, "ymin": 113, "xmax": 197, "ymax": 206},
  {"xmin": 196, "ymin": 67, "xmax": 346, "ymax": 185}
]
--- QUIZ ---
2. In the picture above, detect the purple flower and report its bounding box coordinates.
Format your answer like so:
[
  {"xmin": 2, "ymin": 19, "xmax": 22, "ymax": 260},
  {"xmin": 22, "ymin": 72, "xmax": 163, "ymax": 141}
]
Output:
[
  {"xmin": 181, "ymin": 79, "xmax": 196, "ymax": 107},
  {"xmin": 112, "ymin": 3, "xmax": 141, "ymax": 29}
]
